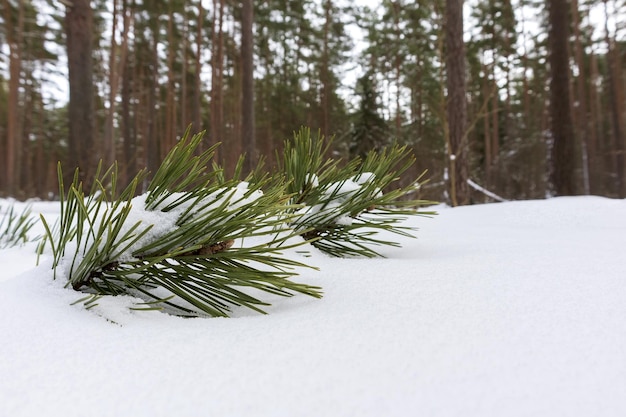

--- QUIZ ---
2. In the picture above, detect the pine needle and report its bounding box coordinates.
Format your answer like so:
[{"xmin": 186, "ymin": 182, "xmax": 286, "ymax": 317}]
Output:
[
  {"xmin": 277, "ymin": 127, "xmax": 437, "ymax": 257},
  {"xmin": 42, "ymin": 129, "xmax": 321, "ymax": 318},
  {"xmin": 0, "ymin": 203, "xmax": 37, "ymax": 249}
]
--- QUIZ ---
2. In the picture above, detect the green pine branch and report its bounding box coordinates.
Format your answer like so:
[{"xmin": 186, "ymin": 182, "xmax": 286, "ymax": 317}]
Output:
[
  {"xmin": 0, "ymin": 203, "xmax": 37, "ymax": 249},
  {"xmin": 38, "ymin": 126, "xmax": 437, "ymax": 317},
  {"xmin": 278, "ymin": 127, "xmax": 437, "ymax": 257},
  {"xmin": 40, "ymin": 129, "xmax": 321, "ymax": 318}
]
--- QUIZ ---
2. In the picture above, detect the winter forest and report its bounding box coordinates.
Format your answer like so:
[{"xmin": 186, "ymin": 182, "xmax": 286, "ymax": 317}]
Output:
[
  {"xmin": 1, "ymin": 0, "xmax": 626, "ymax": 203},
  {"xmin": 2, "ymin": 2, "xmax": 626, "ymax": 413}
]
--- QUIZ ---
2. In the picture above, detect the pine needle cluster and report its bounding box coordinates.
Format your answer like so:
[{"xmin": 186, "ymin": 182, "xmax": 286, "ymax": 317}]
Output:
[
  {"xmin": 40, "ymin": 127, "xmax": 435, "ymax": 318},
  {"xmin": 0, "ymin": 203, "xmax": 36, "ymax": 249},
  {"xmin": 39, "ymin": 129, "xmax": 321, "ymax": 317},
  {"xmin": 278, "ymin": 127, "xmax": 436, "ymax": 257}
]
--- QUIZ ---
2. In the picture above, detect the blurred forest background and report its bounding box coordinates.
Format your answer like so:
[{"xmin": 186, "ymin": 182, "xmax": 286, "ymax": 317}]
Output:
[{"xmin": 1, "ymin": 0, "xmax": 625, "ymax": 204}]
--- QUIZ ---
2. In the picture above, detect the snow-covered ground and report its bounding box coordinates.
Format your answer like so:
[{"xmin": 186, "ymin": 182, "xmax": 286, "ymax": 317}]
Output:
[{"xmin": 1, "ymin": 196, "xmax": 625, "ymax": 417}]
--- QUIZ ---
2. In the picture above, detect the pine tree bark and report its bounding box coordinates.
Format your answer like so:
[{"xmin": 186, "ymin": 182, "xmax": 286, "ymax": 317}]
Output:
[
  {"xmin": 241, "ymin": 0, "xmax": 256, "ymax": 173},
  {"xmin": 393, "ymin": 1, "xmax": 402, "ymax": 134},
  {"xmin": 603, "ymin": 0, "xmax": 624, "ymax": 197},
  {"xmin": 548, "ymin": 0, "xmax": 577, "ymax": 195},
  {"xmin": 103, "ymin": 0, "xmax": 119, "ymax": 169},
  {"xmin": 483, "ymin": 66, "xmax": 492, "ymax": 187},
  {"xmin": 589, "ymin": 51, "xmax": 600, "ymax": 187},
  {"xmin": 445, "ymin": 0, "xmax": 469, "ymax": 206},
  {"xmin": 65, "ymin": 0, "xmax": 95, "ymax": 189},
  {"xmin": 320, "ymin": 0, "xmax": 331, "ymax": 139},
  {"xmin": 181, "ymin": 15, "xmax": 188, "ymax": 130},
  {"xmin": 571, "ymin": 0, "xmax": 591, "ymax": 194},
  {"xmin": 165, "ymin": 4, "xmax": 177, "ymax": 158},
  {"xmin": 193, "ymin": 2, "xmax": 204, "ymax": 135},
  {"xmin": 5, "ymin": 0, "xmax": 24, "ymax": 196},
  {"xmin": 146, "ymin": 21, "xmax": 161, "ymax": 178},
  {"xmin": 210, "ymin": 0, "xmax": 225, "ymax": 163},
  {"xmin": 491, "ymin": 73, "xmax": 499, "ymax": 169},
  {"xmin": 120, "ymin": 0, "xmax": 135, "ymax": 185}
]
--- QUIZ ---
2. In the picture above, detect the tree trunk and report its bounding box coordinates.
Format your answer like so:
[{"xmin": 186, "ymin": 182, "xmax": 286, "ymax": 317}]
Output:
[
  {"xmin": 182, "ymin": 14, "xmax": 189, "ymax": 130},
  {"xmin": 121, "ymin": 0, "xmax": 135, "ymax": 185},
  {"xmin": 193, "ymin": 1, "xmax": 204, "ymax": 134},
  {"xmin": 146, "ymin": 22, "xmax": 160, "ymax": 179},
  {"xmin": 210, "ymin": 0, "xmax": 225, "ymax": 163},
  {"xmin": 165, "ymin": 4, "xmax": 177, "ymax": 158},
  {"xmin": 603, "ymin": 0, "xmax": 624, "ymax": 197},
  {"xmin": 65, "ymin": 0, "xmax": 95, "ymax": 190},
  {"xmin": 589, "ymin": 50, "xmax": 600, "ymax": 191},
  {"xmin": 241, "ymin": 0, "xmax": 256, "ymax": 173},
  {"xmin": 491, "ymin": 74, "xmax": 499, "ymax": 169},
  {"xmin": 228, "ymin": 16, "xmax": 243, "ymax": 172},
  {"xmin": 393, "ymin": 1, "xmax": 402, "ymax": 134},
  {"xmin": 5, "ymin": 0, "xmax": 24, "ymax": 196},
  {"xmin": 548, "ymin": 0, "xmax": 577, "ymax": 195},
  {"xmin": 103, "ymin": 0, "xmax": 119, "ymax": 169},
  {"xmin": 320, "ymin": 0, "xmax": 331, "ymax": 139},
  {"xmin": 445, "ymin": 0, "xmax": 469, "ymax": 206},
  {"xmin": 571, "ymin": 0, "xmax": 591, "ymax": 194},
  {"xmin": 483, "ymin": 64, "xmax": 492, "ymax": 187}
]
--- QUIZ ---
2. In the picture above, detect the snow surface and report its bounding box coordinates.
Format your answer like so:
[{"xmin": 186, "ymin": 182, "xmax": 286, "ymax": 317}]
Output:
[{"xmin": 1, "ymin": 196, "xmax": 625, "ymax": 417}]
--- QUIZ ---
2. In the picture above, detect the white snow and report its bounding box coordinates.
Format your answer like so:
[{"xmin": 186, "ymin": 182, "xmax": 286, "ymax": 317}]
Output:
[
  {"xmin": 51, "ymin": 184, "xmax": 267, "ymax": 270},
  {"xmin": 305, "ymin": 173, "xmax": 320, "ymax": 187},
  {"xmin": 1, "ymin": 196, "xmax": 625, "ymax": 417},
  {"xmin": 351, "ymin": 172, "xmax": 376, "ymax": 185},
  {"xmin": 295, "ymin": 173, "xmax": 383, "ymax": 228}
]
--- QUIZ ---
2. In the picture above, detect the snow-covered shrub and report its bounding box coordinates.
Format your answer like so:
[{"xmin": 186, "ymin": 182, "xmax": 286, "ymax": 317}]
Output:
[
  {"xmin": 278, "ymin": 127, "xmax": 436, "ymax": 257},
  {"xmin": 0, "ymin": 203, "xmax": 36, "ymax": 249},
  {"xmin": 39, "ymin": 129, "xmax": 321, "ymax": 317}
]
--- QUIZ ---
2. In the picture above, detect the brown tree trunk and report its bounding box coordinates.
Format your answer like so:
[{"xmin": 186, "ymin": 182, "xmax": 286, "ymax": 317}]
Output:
[
  {"xmin": 491, "ymin": 76, "xmax": 499, "ymax": 168},
  {"xmin": 193, "ymin": 1, "xmax": 204, "ymax": 134},
  {"xmin": 182, "ymin": 15, "xmax": 189, "ymax": 130},
  {"xmin": 548, "ymin": 0, "xmax": 577, "ymax": 195},
  {"xmin": 520, "ymin": 5, "xmax": 530, "ymax": 124},
  {"xmin": 320, "ymin": 0, "xmax": 331, "ymax": 139},
  {"xmin": 589, "ymin": 51, "xmax": 600, "ymax": 191},
  {"xmin": 35, "ymin": 99, "xmax": 46, "ymax": 197},
  {"xmin": 445, "ymin": 0, "xmax": 469, "ymax": 206},
  {"xmin": 393, "ymin": 1, "xmax": 402, "ymax": 134},
  {"xmin": 241, "ymin": 0, "xmax": 256, "ymax": 173},
  {"xmin": 571, "ymin": 0, "xmax": 591, "ymax": 194},
  {"xmin": 165, "ymin": 4, "xmax": 177, "ymax": 158},
  {"xmin": 65, "ymin": 0, "xmax": 95, "ymax": 190},
  {"xmin": 210, "ymin": 0, "xmax": 225, "ymax": 163},
  {"xmin": 5, "ymin": 0, "xmax": 24, "ymax": 196},
  {"xmin": 146, "ymin": 23, "xmax": 160, "ymax": 178},
  {"xmin": 103, "ymin": 0, "xmax": 119, "ymax": 169},
  {"xmin": 603, "ymin": 0, "xmax": 624, "ymax": 197},
  {"xmin": 121, "ymin": 0, "xmax": 135, "ymax": 185},
  {"xmin": 483, "ymin": 65, "xmax": 492, "ymax": 187},
  {"xmin": 228, "ymin": 17, "xmax": 243, "ymax": 172}
]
